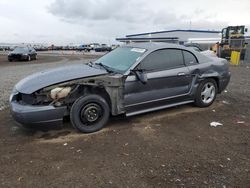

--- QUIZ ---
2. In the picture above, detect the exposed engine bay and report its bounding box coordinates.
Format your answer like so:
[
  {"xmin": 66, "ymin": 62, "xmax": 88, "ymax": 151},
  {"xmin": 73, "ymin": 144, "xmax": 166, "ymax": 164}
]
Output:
[{"xmin": 15, "ymin": 74, "xmax": 125, "ymax": 116}]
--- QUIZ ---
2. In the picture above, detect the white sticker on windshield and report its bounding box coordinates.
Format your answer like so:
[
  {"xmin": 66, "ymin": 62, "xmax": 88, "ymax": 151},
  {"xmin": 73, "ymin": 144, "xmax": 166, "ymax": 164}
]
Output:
[{"xmin": 131, "ymin": 48, "xmax": 146, "ymax": 53}]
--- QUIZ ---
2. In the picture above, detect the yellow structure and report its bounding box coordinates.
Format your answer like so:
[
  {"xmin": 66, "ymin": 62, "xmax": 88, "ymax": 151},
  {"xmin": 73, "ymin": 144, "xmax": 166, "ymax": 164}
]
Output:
[{"xmin": 230, "ymin": 51, "xmax": 241, "ymax": 65}]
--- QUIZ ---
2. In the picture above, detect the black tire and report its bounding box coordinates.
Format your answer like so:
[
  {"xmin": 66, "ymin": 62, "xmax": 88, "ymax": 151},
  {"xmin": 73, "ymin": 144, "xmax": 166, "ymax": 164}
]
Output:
[
  {"xmin": 8, "ymin": 59, "xmax": 12, "ymax": 62},
  {"xmin": 194, "ymin": 79, "xmax": 218, "ymax": 107},
  {"xmin": 34, "ymin": 55, "xmax": 37, "ymax": 60},
  {"xmin": 70, "ymin": 94, "xmax": 110, "ymax": 133}
]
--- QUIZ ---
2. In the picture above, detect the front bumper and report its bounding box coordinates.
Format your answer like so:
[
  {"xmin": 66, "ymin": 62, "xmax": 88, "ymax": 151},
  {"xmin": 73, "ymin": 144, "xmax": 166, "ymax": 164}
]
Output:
[
  {"xmin": 10, "ymin": 101, "xmax": 67, "ymax": 126},
  {"xmin": 8, "ymin": 55, "xmax": 28, "ymax": 61}
]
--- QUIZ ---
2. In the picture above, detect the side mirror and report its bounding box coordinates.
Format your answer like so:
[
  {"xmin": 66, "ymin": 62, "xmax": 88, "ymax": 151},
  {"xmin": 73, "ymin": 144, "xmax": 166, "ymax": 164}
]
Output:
[
  {"xmin": 131, "ymin": 69, "xmax": 148, "ymax": 84},
  {"xmin": 245, "ymin": 28, "xmax": 248, "ymax": 32}
]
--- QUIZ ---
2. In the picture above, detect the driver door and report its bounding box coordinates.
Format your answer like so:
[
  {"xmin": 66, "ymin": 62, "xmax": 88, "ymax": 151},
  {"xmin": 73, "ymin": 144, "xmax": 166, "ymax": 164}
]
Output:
[{"xmin": 124, "ymin": 49, "xmax": 192, "ymax": 115}]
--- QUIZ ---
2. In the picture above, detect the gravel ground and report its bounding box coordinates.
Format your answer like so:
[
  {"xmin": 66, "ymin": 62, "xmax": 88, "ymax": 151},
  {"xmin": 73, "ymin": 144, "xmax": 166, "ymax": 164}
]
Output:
[
  {"xmin": 0, "ymin": 54, "xmax": 97, "ymax": 110},
  {"xmin": 0, "ymin": 55, "xmax": 249, "ymax": 187}
]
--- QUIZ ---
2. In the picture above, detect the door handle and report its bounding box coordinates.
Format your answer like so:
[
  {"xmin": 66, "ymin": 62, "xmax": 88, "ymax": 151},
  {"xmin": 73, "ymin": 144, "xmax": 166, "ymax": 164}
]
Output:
[{"xmin": 177, "ymin": 72, "xmax": 185, "ymax": 76}]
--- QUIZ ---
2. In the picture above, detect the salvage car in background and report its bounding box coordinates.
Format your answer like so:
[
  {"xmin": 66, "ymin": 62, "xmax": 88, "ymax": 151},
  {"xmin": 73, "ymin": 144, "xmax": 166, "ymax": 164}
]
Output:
[
  {"xmin": 77, "ymin": 44, "xmax": 91, "ymax": 52},
  {"xmin": 184, "ymin": 43, "xmax": 218, "ymax": 58},
  {"xmin": 184, "ymin": 43, "xmax": 203, "ymax": 52},
  {"xmin": 95, "ymin": 44, "xmax": 112, "ymax": 52},
  {"xmin": 10, "ymin": 43, "xmax": 230, "ymax": 133},
  {"xmin": 8, "ymin": 46, "xmax": 37, "ymax": 62}
]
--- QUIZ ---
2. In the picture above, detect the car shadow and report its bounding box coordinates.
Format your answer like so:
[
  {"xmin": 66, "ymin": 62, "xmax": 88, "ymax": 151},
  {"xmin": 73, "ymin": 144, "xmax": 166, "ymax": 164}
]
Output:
[{"xmin": 13, "ymin": 102, "xmax": 218, "ymax": 140}]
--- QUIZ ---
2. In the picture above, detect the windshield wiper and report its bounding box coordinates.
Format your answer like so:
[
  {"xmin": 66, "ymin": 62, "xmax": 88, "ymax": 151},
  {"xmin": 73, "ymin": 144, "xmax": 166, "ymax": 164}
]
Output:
[{"xmin": 95, "ymin": 62, "xmax": 113, "ymax": 73}]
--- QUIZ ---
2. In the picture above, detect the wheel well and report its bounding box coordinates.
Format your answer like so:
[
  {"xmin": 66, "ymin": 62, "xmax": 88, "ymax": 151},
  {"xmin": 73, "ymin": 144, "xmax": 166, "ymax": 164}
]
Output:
[
  {"xmin": 84, "ymin": 86, "xmax": 112, "ymax": 108},
  {"xmin": 208, "ymin": 77, "xmax": 220, "ymax": 91}
]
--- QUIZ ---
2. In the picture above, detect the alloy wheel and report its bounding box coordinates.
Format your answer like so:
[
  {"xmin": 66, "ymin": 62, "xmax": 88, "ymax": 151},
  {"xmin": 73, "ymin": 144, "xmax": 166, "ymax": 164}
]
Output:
[{"xmin": 201, "ymin": 82, "xmax": 216, "ymax": 104}]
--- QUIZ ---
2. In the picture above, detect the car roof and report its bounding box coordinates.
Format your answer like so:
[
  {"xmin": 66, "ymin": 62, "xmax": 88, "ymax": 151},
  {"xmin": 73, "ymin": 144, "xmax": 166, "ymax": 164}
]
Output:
[
  {"xmin": 123, "ymin": 42, "xmax": 190, "ymax": 51},
  {"xmin": 122, "ymin": 42, "xmax": 212, "ymax": 64},
  {"xmin": 15, "ymin": 46, "xmax": 32, "ymax": 49}
]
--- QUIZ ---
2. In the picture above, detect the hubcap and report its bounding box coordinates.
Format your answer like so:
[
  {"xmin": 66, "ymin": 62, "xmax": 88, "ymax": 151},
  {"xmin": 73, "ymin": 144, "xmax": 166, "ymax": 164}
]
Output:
[
  {"xmin": 201, "ymin": 82, "xmax": 216, "ymax": 104},
  {"xmin": 80, "ymin": 103, "xmax": 102, "ymax": 124}
]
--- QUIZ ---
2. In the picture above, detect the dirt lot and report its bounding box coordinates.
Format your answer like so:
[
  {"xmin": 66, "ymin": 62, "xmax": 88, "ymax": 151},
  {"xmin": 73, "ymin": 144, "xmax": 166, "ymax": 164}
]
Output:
[
  {"xmin": 0, "ymin": 54, "xmax": 249, "ymax": 187},
  {"xmin": 0, "ymin": 53, "xmax": 98, "ymax": 109}
]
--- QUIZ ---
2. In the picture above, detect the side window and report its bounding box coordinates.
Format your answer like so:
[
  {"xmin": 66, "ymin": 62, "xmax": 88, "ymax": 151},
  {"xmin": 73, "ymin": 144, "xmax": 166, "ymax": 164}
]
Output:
[
  {"xmin": 183, "ymin": 50, "xmax": 198, "ymax": 66},
  {"xmin": 140, "ymin": 49, "xmax": 184, "ymax": 71}
]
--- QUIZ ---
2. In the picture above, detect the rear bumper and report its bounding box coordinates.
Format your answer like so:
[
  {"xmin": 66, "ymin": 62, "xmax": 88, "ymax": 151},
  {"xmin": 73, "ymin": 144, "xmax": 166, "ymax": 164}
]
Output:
[
  {"xmin": 10, "ymin": 101, "xmax": 67, "ymax": 126},
  {"xmin": 218, "ymin": 73, "xmax": 231, "ymax": 93}
]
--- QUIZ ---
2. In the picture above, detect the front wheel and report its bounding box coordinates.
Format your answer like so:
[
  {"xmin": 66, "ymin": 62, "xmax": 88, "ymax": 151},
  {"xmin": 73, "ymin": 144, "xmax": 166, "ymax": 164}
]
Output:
[
  {"xmin": 194, "ymin": 79, "xmax": 217, "ymax": 107},
  {"xmin": 70, "ymin": 95, "xmax": 110, "ymax": 133}
]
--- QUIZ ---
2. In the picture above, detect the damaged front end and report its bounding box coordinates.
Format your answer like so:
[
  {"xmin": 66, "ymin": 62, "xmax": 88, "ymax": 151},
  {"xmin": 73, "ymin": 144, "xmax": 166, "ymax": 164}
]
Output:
[
  {"xmin": 10, "ymin": 89, "xmax": 64, "ymax": 126},
  {"xmin": 9, "ymin": 82, "xmax": 85, "ymax": 126},
  {"xmin": 10, "ymin": 73, "xmax": 125, "ymax": 127}
]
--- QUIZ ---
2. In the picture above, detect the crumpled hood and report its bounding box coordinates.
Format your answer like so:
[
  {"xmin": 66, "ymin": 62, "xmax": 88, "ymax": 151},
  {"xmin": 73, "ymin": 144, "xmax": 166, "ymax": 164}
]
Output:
[{"xmin": 15, "ymin": 64, "xmax": 107, "ymax": 94}]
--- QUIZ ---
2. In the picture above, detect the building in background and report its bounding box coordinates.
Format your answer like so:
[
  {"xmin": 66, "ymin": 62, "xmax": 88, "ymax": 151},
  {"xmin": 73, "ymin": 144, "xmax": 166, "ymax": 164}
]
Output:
[{"xmin": 117, "ymin": 29, "xmax": 221, "ymax": 50}]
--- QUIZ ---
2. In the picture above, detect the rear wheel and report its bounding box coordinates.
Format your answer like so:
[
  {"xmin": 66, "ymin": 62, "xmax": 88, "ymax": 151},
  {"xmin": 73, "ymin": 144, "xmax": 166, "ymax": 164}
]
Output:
[
  {"xmin": 70, "ymin": 95, "xmax": 110, "ymax": 133},
  {"xmin": 194, "ymin": 79, "xmax": 217, "ymax": 107}
]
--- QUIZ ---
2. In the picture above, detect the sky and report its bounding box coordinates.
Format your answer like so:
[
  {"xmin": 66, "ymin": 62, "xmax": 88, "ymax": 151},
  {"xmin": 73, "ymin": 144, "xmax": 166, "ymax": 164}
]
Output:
[{"xmin": 0, "ymin": 0, "xmax": 250, "ymax": 45}]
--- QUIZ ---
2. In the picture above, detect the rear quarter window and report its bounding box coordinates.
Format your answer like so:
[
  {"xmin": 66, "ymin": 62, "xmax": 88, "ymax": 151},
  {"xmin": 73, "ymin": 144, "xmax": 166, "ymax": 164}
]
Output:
[{"xmin": 183, "ymin": 50, "xmax": 198, "ymax": 66}]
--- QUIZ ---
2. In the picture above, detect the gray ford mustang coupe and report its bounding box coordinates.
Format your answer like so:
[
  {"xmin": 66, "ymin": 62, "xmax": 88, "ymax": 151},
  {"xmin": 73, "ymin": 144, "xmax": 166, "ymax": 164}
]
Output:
[{"xmin": 10, "ymin": 43, "xmax": 230, "ymax": 133}]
